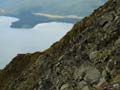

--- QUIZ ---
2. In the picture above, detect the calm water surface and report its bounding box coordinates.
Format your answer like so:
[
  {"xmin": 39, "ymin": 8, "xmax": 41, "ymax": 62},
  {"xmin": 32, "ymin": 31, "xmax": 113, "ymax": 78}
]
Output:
[{"xmin": 0, "ymin": 16, "xmax": 73, "ymax": 69}]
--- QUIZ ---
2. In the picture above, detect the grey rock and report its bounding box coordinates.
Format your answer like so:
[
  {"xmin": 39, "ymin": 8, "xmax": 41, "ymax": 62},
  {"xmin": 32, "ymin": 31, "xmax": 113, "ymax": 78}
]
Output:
[
  {"xmin": 60, "ymin": 83, "xmax": 69, "ymax": 90},
  {"xmin": 82, "ymin": 86, "xmax": 90, "ymax": 90}
]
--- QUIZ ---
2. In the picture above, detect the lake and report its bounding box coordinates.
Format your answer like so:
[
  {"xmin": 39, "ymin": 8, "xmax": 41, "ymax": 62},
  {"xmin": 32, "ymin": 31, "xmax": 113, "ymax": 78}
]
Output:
[{"xmin": 0, "ymin": 16, "xmax": 73, "ymax": 69}]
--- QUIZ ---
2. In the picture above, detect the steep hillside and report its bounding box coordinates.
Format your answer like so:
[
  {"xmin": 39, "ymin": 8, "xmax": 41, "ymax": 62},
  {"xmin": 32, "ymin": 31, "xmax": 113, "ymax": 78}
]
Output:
[{"xmin": 0, "ymin": 0, "xmax": 120, "ymax": 90}]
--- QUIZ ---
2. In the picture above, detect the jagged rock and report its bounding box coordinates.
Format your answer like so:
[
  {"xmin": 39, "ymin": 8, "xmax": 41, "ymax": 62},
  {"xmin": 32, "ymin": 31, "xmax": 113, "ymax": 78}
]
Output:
[
  {"xmin": 82, "ymin": 86, "xmax": 90, "ymax": 90},
  {"xmin": 77, "ymin": 81, "xmax": 87, "ymax": 89},
  {"xmin": 60, "ymin": 83, "xmax": 69, "ymax": 90}
]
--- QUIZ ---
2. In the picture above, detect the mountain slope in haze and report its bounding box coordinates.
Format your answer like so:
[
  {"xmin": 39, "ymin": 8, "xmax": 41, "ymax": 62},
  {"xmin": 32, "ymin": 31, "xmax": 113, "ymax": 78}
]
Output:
[
  {"xmin": 0, "ymin": 0, "xmax": 120, "ymax": 90},
  {"xmin": 0, "ymin": 0, "xmax": 107, "ymax": 28}
]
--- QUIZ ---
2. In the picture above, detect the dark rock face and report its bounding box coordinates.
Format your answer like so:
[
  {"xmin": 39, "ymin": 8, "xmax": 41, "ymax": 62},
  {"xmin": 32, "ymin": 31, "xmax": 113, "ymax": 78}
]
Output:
[{"xmin": 0, "ymin": 0, "xmax": 120, "ymax": 90}]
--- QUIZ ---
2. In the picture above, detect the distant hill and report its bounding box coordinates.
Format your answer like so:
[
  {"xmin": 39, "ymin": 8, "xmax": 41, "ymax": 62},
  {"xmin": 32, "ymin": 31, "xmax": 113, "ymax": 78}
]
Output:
[{"xmin": 0, "ymin": 0, "xmax": 107, "ymax": 28}]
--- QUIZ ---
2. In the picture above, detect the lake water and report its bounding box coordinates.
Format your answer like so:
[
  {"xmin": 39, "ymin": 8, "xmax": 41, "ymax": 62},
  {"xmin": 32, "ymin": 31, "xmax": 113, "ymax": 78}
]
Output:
[{"xmin": 0, "ymin": 16, "xmax": 73, "ymax": 69}]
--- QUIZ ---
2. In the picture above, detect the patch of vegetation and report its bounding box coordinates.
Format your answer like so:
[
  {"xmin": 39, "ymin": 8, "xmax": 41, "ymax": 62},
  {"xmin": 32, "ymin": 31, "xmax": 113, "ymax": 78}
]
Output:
[{"xmin": 114, "ymin": 74, "xmax": 120, "ymax": 82}]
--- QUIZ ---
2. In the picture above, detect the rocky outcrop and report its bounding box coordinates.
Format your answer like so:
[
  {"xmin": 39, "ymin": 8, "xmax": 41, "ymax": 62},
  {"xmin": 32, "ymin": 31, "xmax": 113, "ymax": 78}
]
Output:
[{"xmin": 0, "ymin": 0, "xmax": 120, "ymax": 90}]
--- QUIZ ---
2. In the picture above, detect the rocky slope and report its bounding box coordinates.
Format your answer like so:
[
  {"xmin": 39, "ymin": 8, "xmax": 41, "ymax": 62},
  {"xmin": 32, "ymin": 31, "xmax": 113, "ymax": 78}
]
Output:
[{"xmin": 0, "ymin": 0, "xmax": 120, "ymax": 90}]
